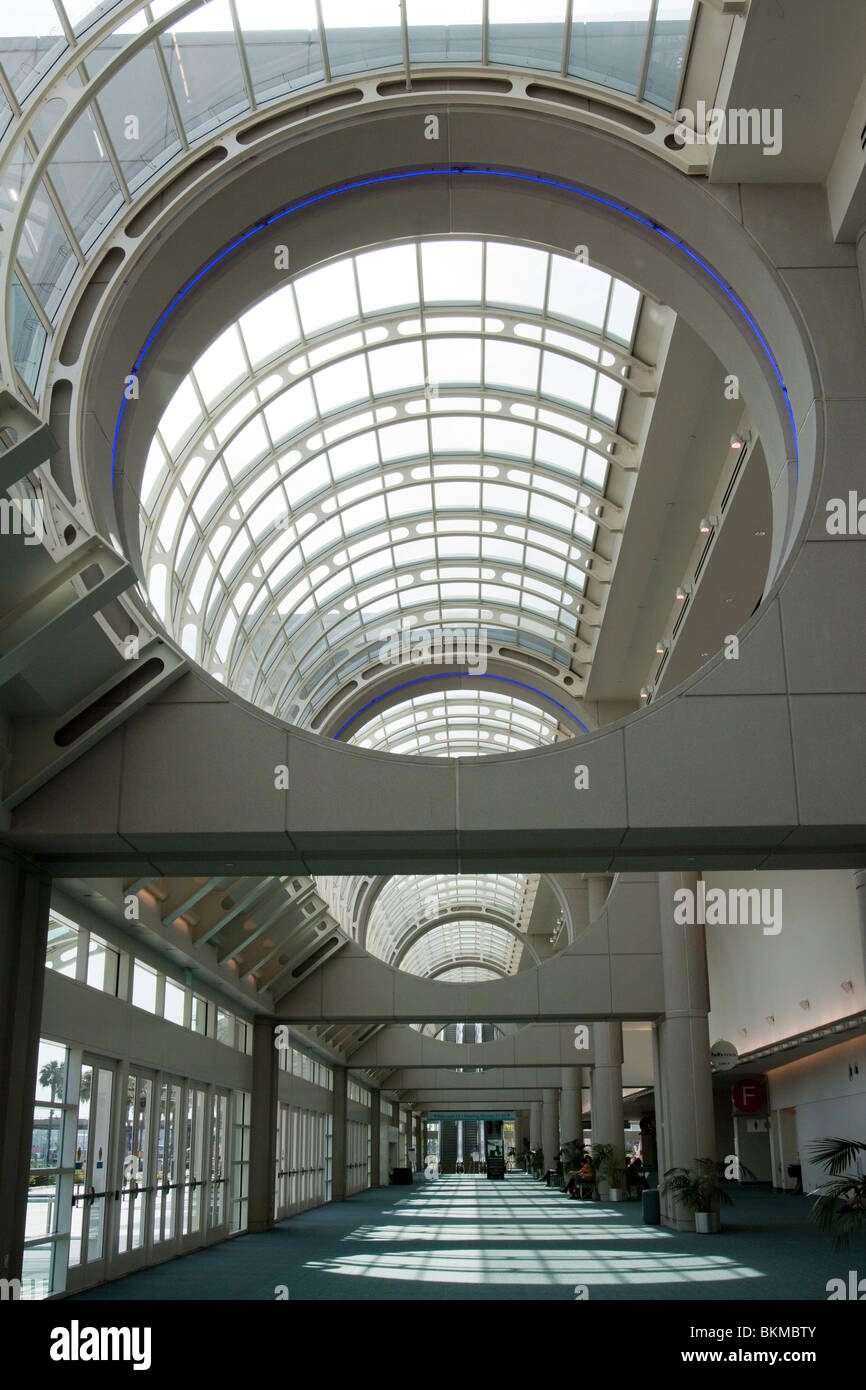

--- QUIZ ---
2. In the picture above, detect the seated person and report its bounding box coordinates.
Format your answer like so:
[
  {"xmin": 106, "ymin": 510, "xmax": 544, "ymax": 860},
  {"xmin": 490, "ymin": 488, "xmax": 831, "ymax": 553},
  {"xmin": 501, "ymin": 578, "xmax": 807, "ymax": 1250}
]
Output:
[{"xmin": 567, "ymin": 1155, "xmax": 595, "ymax": 1198}]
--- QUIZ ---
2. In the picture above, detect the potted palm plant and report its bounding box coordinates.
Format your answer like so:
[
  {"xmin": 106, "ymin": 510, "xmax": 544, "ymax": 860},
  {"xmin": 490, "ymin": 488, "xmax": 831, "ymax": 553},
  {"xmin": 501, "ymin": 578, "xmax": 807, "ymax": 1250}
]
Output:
[
  {"xmin": 807, "ymin": 1137, "xmax": 866, "ymax": 1248},
  {"xmin": 598, "ymin": 1146, "xmax": 628, "ymax": 1202},
  {"xmin": 590, "ymin": 1142, "xmax": 615, "ymax": 1199},
  {"xmin": 661, "ymin": 1157, "xmax": 732, "ymax": 1233}
]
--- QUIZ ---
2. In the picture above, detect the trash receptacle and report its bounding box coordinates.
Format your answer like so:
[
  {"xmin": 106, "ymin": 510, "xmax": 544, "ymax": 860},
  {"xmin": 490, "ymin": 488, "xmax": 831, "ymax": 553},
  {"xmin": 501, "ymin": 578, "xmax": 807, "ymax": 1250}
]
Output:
[{"xmin": 642, "ymin": 1188, "xmax": 660, "ymax": 1224}]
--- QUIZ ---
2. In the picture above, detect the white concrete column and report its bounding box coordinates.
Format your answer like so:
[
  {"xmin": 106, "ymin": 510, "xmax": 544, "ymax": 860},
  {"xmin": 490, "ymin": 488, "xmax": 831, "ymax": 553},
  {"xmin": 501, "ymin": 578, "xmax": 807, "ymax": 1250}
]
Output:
[
  {"xmin": 590, "ymin": 1023, "xmax": 624, "ymax": 1193},
  {"xmin": 529, "ymin": 1100, "xmax": 542, "ymax": 1149},
  {"xmin": 542, "ymin": 1088, "xmax": 559, "ymax": 1169},
  {"xmin": 657, "ymin": 870, "xmax": 716, "ymax": 1230},
  {"xmin": 853, "ymin": 869, "xmax": 866, "ymax": 991},
  {"xmin": 559, "ymin": 1067, "xmax": 584, "ymax": 1147}
]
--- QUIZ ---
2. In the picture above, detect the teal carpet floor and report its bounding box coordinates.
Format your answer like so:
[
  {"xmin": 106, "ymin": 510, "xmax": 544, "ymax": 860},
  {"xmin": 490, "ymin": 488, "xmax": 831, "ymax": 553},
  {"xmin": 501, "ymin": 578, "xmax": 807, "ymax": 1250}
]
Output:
[{"xmin": 71, "ymin": 1175, "xmax": 862, "ymax": 1301}]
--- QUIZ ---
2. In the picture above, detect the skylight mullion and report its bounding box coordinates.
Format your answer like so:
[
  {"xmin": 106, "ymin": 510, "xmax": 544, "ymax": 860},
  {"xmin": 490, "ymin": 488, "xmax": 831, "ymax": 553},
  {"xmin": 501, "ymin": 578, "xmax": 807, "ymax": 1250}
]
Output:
[
  {"xmin": 148, "ymin": 32, "xmax": 191, "ymax": 154},
  {"xmin": 636, "ymin": 0, "xmax": 660, "ymax": 102},
  {"xmin": 560, "ymin": 0, "xmax": 573, "ymax": 78},
  {"xmin": 51, "ymin": 0, "xmax": 75, "ymax": 44},
  {"xmin": 672, "ymin": 1, "xmax": 698, "ymax": 113},
  {"xmin": 227, "ymin": 0, "xmax": 257, "ymax": 111},
  {"xmin": 399, "ymin": 0, "xmax": 411, "ymax": 87},
  {"xmin": 314, "ymin": 0, "xmax": 332, "ymax": 82},
  {"xmin": 86, "ymin": 91, "xmax": 132, "ymax": 205}
]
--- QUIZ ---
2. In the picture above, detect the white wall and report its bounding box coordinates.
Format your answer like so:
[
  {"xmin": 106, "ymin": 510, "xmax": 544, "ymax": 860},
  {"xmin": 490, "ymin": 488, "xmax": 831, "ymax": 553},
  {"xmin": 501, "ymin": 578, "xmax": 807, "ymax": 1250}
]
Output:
[
  {"xmin": 706, "ymin": 869, "xmax": 864, "ymax": 1054},
  {"xmin": 768, "ymin": 1036, "xmax": 866, "ymax": 1193},
  {"xmin": 703, "ymin": 869, "xmax": 864, "ymax": 1189}
]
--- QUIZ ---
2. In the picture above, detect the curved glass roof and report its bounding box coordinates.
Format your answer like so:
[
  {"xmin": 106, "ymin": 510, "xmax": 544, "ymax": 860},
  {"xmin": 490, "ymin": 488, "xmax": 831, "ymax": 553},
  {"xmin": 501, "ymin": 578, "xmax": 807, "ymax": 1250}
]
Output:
[
  {"xmin": 400, "ymin": 918, "xmax": 522, "ymax": 977},
  {"xmin": 138, "ymin": 235, "xmax": 643, "ymax": 733},
  {"xmin": 435, "ymin": 967, "xmax": 502, "ymax": 981},
  {"xmin": 1, "ymin": 0, "xmax": 694, "ymax": 392},
  {"xmin": 348, "ymin": 687, "xmax": 563, "ymax": 757},
  {"xmin": 366, "ymin": 871, "xmax": 532, "ymax": 975}
]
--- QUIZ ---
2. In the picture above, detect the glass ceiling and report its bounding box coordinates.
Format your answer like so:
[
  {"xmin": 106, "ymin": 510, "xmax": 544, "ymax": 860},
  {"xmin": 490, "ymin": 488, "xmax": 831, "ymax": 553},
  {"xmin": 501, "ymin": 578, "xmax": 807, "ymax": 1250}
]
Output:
[
  {"xmin": 366, "ymin": 871, "xmax": 531, "ymax": 975},
  {"xmin": 400, "ymin": 918, "xmax": 522, "ymax": 977},
  {"xmin": 0, "ymin": 0, "xmax": 694, "ymax": 392},
  {"xmin": 348, "ymin": 688, "xmax": 563, "ymax": 758},
  {"xmin": 434, "ymin": 966, "xmax": 502, "ymax": 982},
  {"xmin": 138, "ymin": 235, "xmax": 642, "ymax": 737}
]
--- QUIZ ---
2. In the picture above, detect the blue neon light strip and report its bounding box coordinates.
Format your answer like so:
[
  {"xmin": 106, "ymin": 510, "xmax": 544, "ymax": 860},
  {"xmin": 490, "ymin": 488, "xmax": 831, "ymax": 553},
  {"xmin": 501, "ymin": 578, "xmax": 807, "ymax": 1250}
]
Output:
[
  {"xmin": 332, "ymin": 672, "xmax": 591, "ymax": 740},
  {"xmin": 112, "ymin": 167, "xmax": 798, "ymax": 481}
]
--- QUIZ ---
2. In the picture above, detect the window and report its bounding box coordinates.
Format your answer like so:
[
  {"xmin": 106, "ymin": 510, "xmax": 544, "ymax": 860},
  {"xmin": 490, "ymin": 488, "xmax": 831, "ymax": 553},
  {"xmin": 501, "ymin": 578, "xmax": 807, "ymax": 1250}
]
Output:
[
  {"xmin": 216, "ymin": 1008, "xmax": 234, "ymax": 1046},
  {"xmin": 163, "ymin": 978, "xmax": 186, "ymax": 1026},
  {"xmin": 191, "ymin": 995, "xmax": 208, "ymax": 1034},
  {"xmin": 45, "ymin": 917, "xmax": 78, "ymax": 977},
  {"xmin": 131, "ymin": 960, "xmax": 157, "ymax": 1014},
  {"xmin": 44, "ymin": 916, "xmax": 118, "ymax": 994},
  {"xmin": 86, "ymin": 934, "xmax": 118, "ymax": 994},
  {"xmin": 25, "ymin": 1039, "xmax": 71, "ymax": 1299}
]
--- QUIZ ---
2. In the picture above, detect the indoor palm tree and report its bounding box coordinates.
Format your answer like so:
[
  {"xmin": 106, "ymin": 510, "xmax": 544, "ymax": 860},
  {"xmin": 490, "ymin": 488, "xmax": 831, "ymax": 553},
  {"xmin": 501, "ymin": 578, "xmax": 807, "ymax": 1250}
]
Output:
[
  {"xmin": 597, "ymin": 1146, "xmax": 628, "ymax": 1200},
  {"xmin": 807, "ymin": 1137, "xmax": 866, "ymax": 1249},
  {"xmin": 660, "ymin": 1157, "xmax": 733, "ymax": 1233}
]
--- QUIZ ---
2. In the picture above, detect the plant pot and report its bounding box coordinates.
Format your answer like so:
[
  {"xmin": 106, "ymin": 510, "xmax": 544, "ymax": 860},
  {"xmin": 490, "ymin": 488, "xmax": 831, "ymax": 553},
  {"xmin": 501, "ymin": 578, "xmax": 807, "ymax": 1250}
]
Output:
[
  {"xmin": 695, "ymin": 1211, "xmax": 720, "ymax": 1234},
  {"xmin": 609, "ymin": 1188, "xmax": 623, "ymax": 1202}
]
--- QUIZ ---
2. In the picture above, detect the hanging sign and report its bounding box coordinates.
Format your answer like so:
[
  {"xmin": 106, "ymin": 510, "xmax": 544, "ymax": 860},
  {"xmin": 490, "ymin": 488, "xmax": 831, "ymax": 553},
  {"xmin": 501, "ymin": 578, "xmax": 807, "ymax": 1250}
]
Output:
[{"xmin": 710, "ymin": 1039, "xmax": 739, "ymax": 1071}]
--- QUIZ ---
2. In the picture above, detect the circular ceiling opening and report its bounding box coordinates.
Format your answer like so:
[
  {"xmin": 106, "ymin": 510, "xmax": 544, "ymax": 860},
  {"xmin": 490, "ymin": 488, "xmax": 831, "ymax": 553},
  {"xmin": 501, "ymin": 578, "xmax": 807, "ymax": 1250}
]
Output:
[{"xmin": 135, "ymin": 224, "xmax": 770, "ymax": 752}]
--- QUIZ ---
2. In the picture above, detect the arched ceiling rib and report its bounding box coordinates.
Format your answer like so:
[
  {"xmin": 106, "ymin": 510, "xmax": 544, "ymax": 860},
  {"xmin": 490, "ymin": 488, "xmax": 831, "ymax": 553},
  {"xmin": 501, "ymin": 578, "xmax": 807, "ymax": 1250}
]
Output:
[{"xmin": 138, "ymin": 235, "xmax": 651, "ymax": 737}]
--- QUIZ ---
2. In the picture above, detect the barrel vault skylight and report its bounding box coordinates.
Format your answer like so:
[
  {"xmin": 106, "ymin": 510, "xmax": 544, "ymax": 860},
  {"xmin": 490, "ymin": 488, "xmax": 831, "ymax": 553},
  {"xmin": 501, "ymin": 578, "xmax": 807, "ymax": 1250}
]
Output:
[
  {"xmin": 348, "ymin": 688, "xmax": 563, "ymax": 758},
  {"xmin": 364, "ymin": 872, "xmax": 536, "ymax": 978},
  {"xmin": 138, "ymin": 235, "xmax": 649, "ymax": 746},
  {"xmin": 1, "ymin": 1, "xmax": 695, "ymax": 392}
]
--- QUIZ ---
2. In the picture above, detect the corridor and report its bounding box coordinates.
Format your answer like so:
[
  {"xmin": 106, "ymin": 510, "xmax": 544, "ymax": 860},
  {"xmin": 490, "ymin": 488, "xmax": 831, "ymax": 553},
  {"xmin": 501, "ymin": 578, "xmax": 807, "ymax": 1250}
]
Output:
[{"xmin": 72, "ymin": 1176, "xmax": 840, "ymax": 1303}]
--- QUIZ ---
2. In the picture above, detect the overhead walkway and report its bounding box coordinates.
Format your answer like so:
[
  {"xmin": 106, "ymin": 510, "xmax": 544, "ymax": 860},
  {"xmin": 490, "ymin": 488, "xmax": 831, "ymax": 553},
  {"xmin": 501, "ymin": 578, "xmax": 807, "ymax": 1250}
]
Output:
[{"xmin": 72, "ymin": 1176, "xmax": 843, "ymax": 1302}]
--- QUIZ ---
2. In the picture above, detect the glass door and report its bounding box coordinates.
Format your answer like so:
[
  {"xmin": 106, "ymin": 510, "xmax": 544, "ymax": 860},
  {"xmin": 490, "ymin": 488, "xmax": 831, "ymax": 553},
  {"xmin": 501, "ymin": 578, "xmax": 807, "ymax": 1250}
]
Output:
[
  {"xmin": 181, "ymin": 1085, "xmax": 208, "ymax": 1251},
  {"xmin": 67, "ymin": 1058, "xmax": 114, "ymax": 1292},
  {"xmin": 205, "ymin": 1090, "xmax": 229, "ymax": 1242},
  {"xmin": 153, "ymin": 1080, "xmax": 182, "ymax": 1255},
  {"xmin": 275, "ymin": 1104, "xmax": 290, "ymax": 1220},
  {"xmin": 114, "ymin": 1070, "xmax": 155, "ymax": 1274}
]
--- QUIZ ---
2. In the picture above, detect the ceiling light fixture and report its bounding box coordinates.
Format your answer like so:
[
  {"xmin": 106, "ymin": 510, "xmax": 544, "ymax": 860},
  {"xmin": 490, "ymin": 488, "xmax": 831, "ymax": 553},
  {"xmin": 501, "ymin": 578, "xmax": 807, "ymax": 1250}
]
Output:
[
  {"xmin": 799, "ymin": 999, "xmax": 811, "ymax": 1010},
  {"xmin": 730, "ymin": 431, "xmax": 751, "ymax": 450},
  {"xmin": 675, "ymin": 585, "xmax": 690, "ymax": 602},
  {"xmin": 639, "ymin": 686, "xmax": 652, "ymax": 702},
  {"xmin": 699, "ymin": 514, "xmax": 719, "ymax": 533},
  {"xmin": 655, "ymin": 638, "xmax": 669, "ymax": 655}
]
